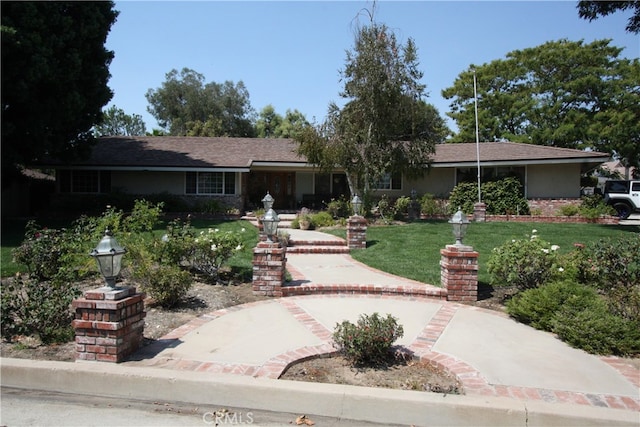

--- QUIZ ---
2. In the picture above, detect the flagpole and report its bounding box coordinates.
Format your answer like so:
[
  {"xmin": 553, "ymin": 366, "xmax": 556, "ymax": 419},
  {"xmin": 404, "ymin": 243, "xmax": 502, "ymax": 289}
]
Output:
[{"xmin": 473, "ymin": 69, "xmax": 481, "ymax": 203}]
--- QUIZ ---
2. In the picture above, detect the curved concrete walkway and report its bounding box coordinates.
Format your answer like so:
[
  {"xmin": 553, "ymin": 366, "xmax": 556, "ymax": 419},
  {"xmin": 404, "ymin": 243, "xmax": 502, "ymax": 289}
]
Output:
[{"xmin": 123, "ymin": 228, "xmax": 640, "ymax": 414}]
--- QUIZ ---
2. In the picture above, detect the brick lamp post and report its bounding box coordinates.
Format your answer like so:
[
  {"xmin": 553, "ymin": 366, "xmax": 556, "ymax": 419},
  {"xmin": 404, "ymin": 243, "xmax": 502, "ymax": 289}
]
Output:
[
  {"xmin": 347, "ymin": 194, "xmax": 367, "ymax": 249},
  {"xmin": 72, "ymin": 230, "xmax": 145, "ymax": 362},
  {"xmin": 441, "ymin": 209, "xmax": 478, "ymax": 302},
  {"xmin": 253, "ymin": 192, "xmax": 287, "ymax": 297}
]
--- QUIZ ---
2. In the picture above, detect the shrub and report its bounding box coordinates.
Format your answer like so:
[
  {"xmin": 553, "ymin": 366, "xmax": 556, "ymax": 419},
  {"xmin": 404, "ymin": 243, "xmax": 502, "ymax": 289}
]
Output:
[
  {"xmin": 133, "ymin": 264, "xmax": 193, "ymax": 308},
  {"xmin": 578, "ymin": 194, "xmax": 616, "ymax": 220},
  {"xmin": 481, "ymin": 177, "xmax": 530, "ymax": 215},
  {"xmin": 557, "ymin": 204, "xmax": 580, "ymax": 217},
  {"xmin": 575, "ymin": 235, "xmax": 640, "ymax": 322},
  {"xmin": 448, "ymin": 182, "xmax": 477, "ymax": 214},
  {"xmin": 326, "ymin": 197, "xmax": 351, "ymax": 219},
  {"xmin": 12, "ymin": 221, "xmax": 94, "ymax": 283},
  {"xmin": 393, "ymin": 196, "xmax": 412, "ymax": 218},
  {"xmin": 506, "ymin": 280, "xmax": 597, "ymax": 330},
  {"xmin": 487, "ymin": 231, "xmax": 559, "ymax": 290},
  {"xmin": 310, "ymin": 211, "xmax": 334, "ymax": 228},
  {"xmin": 333, "ymin": 312, "xmax": 404, "ymax": 366},
  {"xmin": 506, "ymin": 279, "xmax": 640, "ymax": 356},
  {"xmin": 376, "ymin": 194, "xmax": 396, "ymax": 223},
  {"xmin": 448, "ymin": 178, "xmax": 529, "ymax": 215},
  {"xmin": 1, "ymin": 275, "xmax": 80, "ymax": 344},
  {"xmin": 420, "ymin": 194, "xmax": 448, "ymax": 216},
  {"xmin": 552, "ymin": 297, "xmax": 640, "ymax": 356},
  {"xmin": 192, "ymin": 227, "xmax": 244, "ymax": 282}
]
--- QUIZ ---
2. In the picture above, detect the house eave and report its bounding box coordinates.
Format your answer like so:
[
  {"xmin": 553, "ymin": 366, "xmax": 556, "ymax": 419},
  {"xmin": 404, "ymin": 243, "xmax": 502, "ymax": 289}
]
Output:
[
  {"xmin": 433, "ymin": 157, "xmax": 609, "ymax": 168},
  {"xmin": 48, "ymin": 165, "xmax": 250, "ymax": 173}
]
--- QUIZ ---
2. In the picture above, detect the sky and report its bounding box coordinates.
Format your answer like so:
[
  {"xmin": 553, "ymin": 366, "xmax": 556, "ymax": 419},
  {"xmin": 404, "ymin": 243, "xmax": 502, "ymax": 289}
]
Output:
[{"xmin": 105, "ymin": 1, "xmax": 640, "ymax": 132}]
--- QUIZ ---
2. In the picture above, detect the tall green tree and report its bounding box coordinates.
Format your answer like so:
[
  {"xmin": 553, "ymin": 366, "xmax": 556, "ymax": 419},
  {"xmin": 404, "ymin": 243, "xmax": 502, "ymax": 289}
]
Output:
[
  {"xmin": 256, "ymin": 105, "xmax": 283, "ymax": 138},
  {"xmin": 577, "ymin": 1, "xmax": 640, "ymax": 33},
  {"xmin": 256, "ymin": 105, "xmax": 310, "ymax": 138},
  {"xmin": 94, "ymin": 106, "xmax": 147, "ymax": 137},
  {"xmin": 295, "ymin": 20, "xmax": 447, "ymax": 201},
  {"xmin": 442, "ymin": 39, "xmax": 639, "ymax": 171},
  {"xmin": 1, "ymin": 1, "xmax": 118, "ymax": 180},
  {"xmin": 145, "ymin": 68, "xmax": 255, "ymax": 137}
]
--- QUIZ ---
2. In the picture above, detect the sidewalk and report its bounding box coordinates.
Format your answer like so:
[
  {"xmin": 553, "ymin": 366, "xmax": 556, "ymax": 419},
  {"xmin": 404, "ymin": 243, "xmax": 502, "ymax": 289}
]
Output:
[{"xmin": 2, "ymin": 227, "xmax": 639, "ymax": 426}]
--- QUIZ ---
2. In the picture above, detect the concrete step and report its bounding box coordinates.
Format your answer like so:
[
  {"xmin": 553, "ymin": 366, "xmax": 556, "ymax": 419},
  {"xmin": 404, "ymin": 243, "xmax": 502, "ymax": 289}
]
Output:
[{"xmin": 286, "ymin": 245, "xmax": 351, "ymax": 254}]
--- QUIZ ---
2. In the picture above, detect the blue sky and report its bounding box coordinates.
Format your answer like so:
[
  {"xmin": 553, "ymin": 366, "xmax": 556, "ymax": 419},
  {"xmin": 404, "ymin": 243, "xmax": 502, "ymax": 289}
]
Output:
[{"xmin": 105, "ymin": 1, "xmax": 639, "ymax": 132}]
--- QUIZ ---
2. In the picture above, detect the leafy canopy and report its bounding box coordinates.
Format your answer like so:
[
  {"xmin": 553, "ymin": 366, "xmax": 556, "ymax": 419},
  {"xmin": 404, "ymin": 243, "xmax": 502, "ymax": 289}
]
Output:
[
  {"xmin": 1, "ymin": 1, "xmax": 118, "ymax": 178},
  {"xmin": 295, "ymin": 17, "xmax": 448, "ymax": 200},
  {"xmin": 577, "ymin": 0, "xmax": 640, "ymax": 33},
  {"xmin": 256, "ymin": 105, "xmax": 310, "ymax": 138},
  {"xmin": 94, "ymin": 106, "xmax": 147, "ymax": 137},
  {"xmin": 442, "ymin": 39, "xmax": 640, "ymax": 172},
  {"xmin": 145, "ymin": 68, "xmax": 256, "ymax": 137}
]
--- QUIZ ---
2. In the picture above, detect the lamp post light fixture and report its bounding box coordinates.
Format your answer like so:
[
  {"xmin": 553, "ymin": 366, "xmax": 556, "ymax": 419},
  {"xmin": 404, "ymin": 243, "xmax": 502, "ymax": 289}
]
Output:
[
  {"xmin": 351, "ymin": 194, "xmax": 363, "ymax": 216},
  {"xmin": 90, "ymin": 229, "xmax": 126, "ymax": 289},
  {"xmin": 261, "ymin": 191, "xmax": 280, "ymax": 243},
  {"xmin": 449, "ymin": 208, "xmax": 470, "ymax": 246},
  {"xmin": 261, "ymin": 191, "xmax": 274, "ymax": 211}
]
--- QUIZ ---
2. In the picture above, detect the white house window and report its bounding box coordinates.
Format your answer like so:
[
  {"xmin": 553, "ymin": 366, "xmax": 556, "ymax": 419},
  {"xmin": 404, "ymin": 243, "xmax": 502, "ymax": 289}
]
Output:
[
  {"xmin": 185, "ymin": 172, "xmax": 235, "ymax": 195},
  {"xmin": 59, "ymin": 170, "xmax": 110, "ymax": 193},
  {"xmin": 375, "ymin": 172, "xmax": 402, "ymax": 190}
]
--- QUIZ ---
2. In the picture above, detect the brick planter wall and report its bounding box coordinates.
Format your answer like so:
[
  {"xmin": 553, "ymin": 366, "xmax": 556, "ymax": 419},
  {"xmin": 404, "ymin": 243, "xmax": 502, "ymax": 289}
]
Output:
[
  {"xmin": 252, "ymin": 241, "xmax": 287, "ymax": 297},
  {"xmin": 440, "ymin": 245, "xmax": 478, "ymax": 302},
  {"xmin": 72, "ymin": 287, "xmax": 145, "ymax": 362},
  {"xmin": 347, "ymin": 215, "xmax": 367, "ymax": 249}
]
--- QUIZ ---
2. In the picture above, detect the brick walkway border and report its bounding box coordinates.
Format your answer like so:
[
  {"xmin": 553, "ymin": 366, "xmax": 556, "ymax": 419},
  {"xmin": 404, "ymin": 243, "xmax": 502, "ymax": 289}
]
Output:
[{"xmin": 131, "ymin": 294, "xmax": 640, "ymax": 412}]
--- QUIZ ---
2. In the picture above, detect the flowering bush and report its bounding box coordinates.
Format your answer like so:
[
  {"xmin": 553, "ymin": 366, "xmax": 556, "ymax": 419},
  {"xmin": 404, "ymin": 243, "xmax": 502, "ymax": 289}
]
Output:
[
  {"xmin": 574, "ymin": 235, "xmax": 640, "ymax": 322},
  {"xmin": 192, "ymin": 227, "xmax": 244, "ymax": 281},
  {"xmin": 333, "ymin": 312, "xmax": 404, "ymax": 366},
  {"xmin": 487, "ymin": 230, "xmax": 559, "ymax": 290}
]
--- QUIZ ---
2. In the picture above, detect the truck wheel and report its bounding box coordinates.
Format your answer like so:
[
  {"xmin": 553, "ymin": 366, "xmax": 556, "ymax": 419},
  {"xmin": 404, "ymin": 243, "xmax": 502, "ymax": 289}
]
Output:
[{"xmin": 612, "ymin": 202, "xmax": 632, "ymax": 219}]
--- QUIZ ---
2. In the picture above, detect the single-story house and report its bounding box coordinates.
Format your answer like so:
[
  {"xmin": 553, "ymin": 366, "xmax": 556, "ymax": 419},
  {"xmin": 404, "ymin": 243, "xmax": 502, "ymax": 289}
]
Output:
[{"xmin": 40, "ymin": 136, "xmax": 610, "ymax": 212}]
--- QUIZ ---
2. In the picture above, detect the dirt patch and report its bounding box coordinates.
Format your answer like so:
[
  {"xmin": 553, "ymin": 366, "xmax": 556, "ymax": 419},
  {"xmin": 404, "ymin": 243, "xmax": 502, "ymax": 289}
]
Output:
[{"xmin": 280, "ymin": 353, "xmax": 462, "ymax": 394}]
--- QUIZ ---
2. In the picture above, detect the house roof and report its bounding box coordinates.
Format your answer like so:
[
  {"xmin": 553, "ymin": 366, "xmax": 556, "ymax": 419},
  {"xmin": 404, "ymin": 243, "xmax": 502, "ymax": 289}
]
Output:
[{"xmin": 43, "ymin": 136, "xmax": 609, "ymax": 170}]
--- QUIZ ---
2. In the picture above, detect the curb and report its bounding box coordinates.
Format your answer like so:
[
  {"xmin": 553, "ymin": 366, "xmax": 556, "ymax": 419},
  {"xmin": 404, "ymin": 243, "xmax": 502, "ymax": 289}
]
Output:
[{"xmin": 2, "ymin": 358, "xmax": 638, "ymax": 427}]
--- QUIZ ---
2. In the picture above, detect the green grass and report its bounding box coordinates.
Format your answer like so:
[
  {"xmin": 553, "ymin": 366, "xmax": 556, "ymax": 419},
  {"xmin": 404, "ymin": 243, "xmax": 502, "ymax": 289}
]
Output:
[
  {"xmin": 323, "ymin": 221, "xmax": 640, "ymax": 286},
  {"xmin": 3, "ymin": 217, "xmax": 638, "ymax": 285}
]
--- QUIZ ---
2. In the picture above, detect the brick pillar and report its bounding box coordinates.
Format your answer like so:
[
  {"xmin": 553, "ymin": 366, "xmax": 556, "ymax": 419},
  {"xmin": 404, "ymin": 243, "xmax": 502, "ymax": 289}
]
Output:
[
  {"xmin": 72, "ymin": 286, "xmax": 145, "ymax": 362},
  {"xmin": 252, "ymin": 241, "xmax": 286, "ymax": 297},
  {"xmin": 347, "ymin": 215, "xmax": 367, "ymax": 249},
  {"xmin": 440, "ymin": 245, "xmax": 478, "ymax": 302},
  {"xmin": 473, "ymin": 202, "xmax": 486, "ymax": 222}
]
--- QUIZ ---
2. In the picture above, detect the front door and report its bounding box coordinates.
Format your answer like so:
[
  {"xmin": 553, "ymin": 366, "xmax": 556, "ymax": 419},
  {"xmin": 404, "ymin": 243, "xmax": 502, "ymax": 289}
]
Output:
[{"xmin": 248, "ymin": 172, "xmax": 296, "ymax": 210}]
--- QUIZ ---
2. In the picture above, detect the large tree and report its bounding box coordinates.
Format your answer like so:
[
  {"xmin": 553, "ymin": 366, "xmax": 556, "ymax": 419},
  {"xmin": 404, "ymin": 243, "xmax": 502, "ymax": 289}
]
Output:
[
  {"xmin": 442, "ymin": 39, "xmax": 640, "ymax": 171},
  {"xmin": 577, "ymin": 1, "xmax": 640, "ymax": 34},
  {"xmin": 295, "ymin": 20, "xmax": 448, "ymax": 201},
  {"xmin": 94, "ymin": 105, "xmax": 147, "ymax": 137},
  {"xmin": 145, "ymin": 68, "xmax": 255, "ymax": 137},
  {"xmin": 1, "ymin": 1, "xmax": 118, "ymax": 180},
  {"xmin": 256, "ymin": 105, "xmax": 310, "ymax": 138}
]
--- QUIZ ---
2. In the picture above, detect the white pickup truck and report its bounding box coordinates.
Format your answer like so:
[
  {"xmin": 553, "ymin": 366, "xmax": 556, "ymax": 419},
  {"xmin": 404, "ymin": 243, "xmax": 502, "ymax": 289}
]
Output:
[{"xmin": 603, "ymin": 180, "xmax": 640, "ymax": 219}]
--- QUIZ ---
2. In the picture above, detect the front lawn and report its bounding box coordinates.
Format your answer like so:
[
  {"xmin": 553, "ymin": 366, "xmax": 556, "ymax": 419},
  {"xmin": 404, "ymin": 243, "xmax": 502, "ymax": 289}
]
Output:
[{"xmin": 323, "ymin": 221, "xmax": 639, "ymax": 285}]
